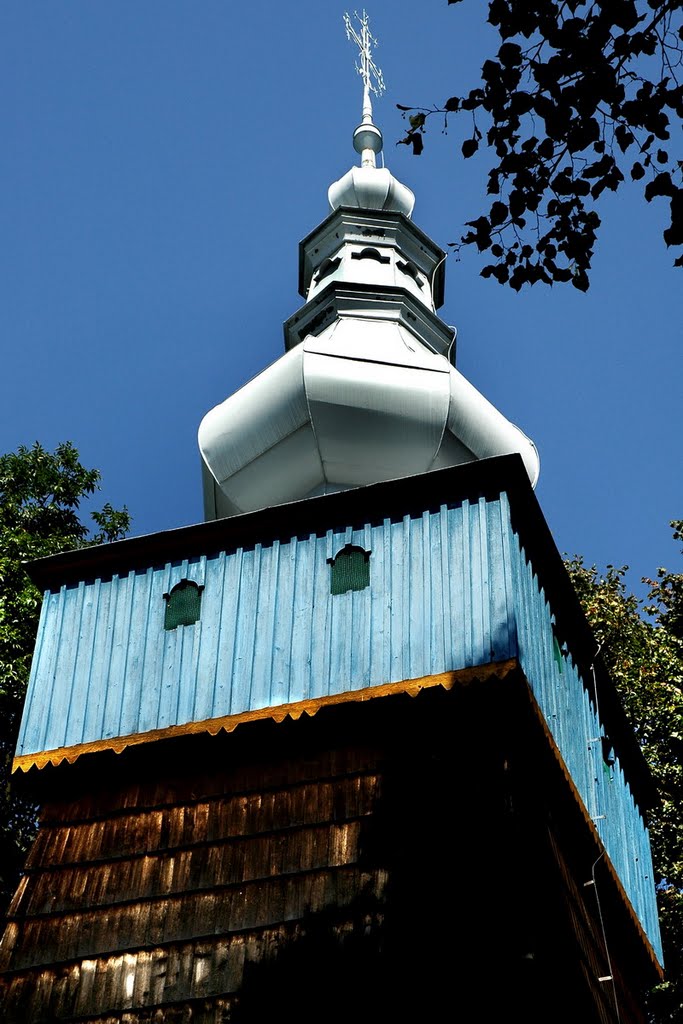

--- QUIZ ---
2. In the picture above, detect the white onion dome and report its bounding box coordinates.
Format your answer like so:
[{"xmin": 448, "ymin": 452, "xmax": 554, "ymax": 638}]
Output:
[
  {"xmin": 328, "ymin": 164, "xmax": 415, "ymax": 217},
  {"xmin": 197, "ymin": 34, "xmax": 540, "ymax": 521},
  {"xmin": 328, "ymin": 117, "xmax": 415, "ymax": 217}
]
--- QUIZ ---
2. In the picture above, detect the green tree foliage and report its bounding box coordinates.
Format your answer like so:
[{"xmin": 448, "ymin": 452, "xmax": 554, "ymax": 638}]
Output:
[
  {"xmin": 399, "ymin": 0, "xmax": 683, "ymax": 290},
  {"xmin": 0, "ymin": 442, "xmax": 130, "ymax": 917},
  {"xmin": 565, "ymin": 521, "xmax": 683, "ymax": 1021}
]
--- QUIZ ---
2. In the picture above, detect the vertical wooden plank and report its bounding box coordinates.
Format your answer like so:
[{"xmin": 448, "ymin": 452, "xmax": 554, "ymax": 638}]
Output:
[
  {"xmin": 401, "ymin": 514, "xmax": 412, "ymax": 682},
  {"xmin": 192, "ymin": 555, "xmax": 220, "ymax": 724},
  {"xmin": 376, "ymin": 518, "xmax": 392, "ymax": 683},
  {"xmin": 64, "ymin": 580, "xmax": 97, "ymax": 747},
  {"xmin": 308, "ymin": 533, "xmax": 331, "ymax": 702},
  {"xmin": 486, "ymin": 499, "xmax": 510, "ymax": 661},
  {"xmin": 44, "ymin": 585, "xmax": 82, "ymax": 751},
  {"xmin": 231, "ymin": 544, "xmax": 262, "ymax": 715},
  {"xmin": 82, "ymin": 579, "xmax": 114, "ymax": 743},
  {"xmin": 270, "ymin": 536, "xmax": 295, "ymax": 705},
  {"xmin": 251, "ymin": 541, "xmax": 278, "ymax": 711},
  {"xmin": 166, "ymin": 560, "xmax": 191, "ymax": 730},
  {"xmin": 101, "ymin": 574, "xmax": 132, "ymax": 740},
  {"xmin": 158, "ymin": 584, "xmax": 181, "ymax": 732},
  {"xmin": 426, "ymin": 508, "xmax": 445, "ymax": 676},
  {"xmin": 134, "ymin": 568, "xmax": 163, "ymax": 734},
  {"xmin": 446, "ymin": 503, "xmax": 466, "ymax": 672},
  {"xmin": 349, "ymin": 524, "xmax": 371, "ymax": 689},
  {"xmin": 203, "ymin": 551, "xmax": 227, "ymax": 719},
  {"xmin": 419, "ymin": 510, "xmax": 433, "ymax": 679},
  {"xmin": 116, "ymin": 570, "xmax": 152, "ymax": 736},
  {"xmin": 177, "ymin": 619, "xmax": 202, "ymax": 727},
  {"xmin": 367, "ymin": 518, "xmax": 386, "ymax": 683},
  {"xmin": 466, "ymin": 499, "xmax": 485, "ymax": 667},
  {"xmin": 499, "ymin": 494, "xmax": 518, "ymax": 660},
  {"xmin": 407, "ymin": 513, "xmax": 425, "ymax": 680},
  {"xmin": 388, "ymin": 517, "xmax": 403, "ymax": 683},
  {"xmin": 148, "ymin": 562, "xmax": 173, "ymax": 731},
  {"xmin": 328, "ymin": 529, "xmax": 351, "ymax": 696},
  {"xmin": 289, "ymin": 533, "xmax": 316, "ymax": 703},
  {"xmin": 477, "ymin": 497, "xmax": 491, "ymax": 666},
  {"xmin": 214, "ymin": 549, "xmax": 241, "ymax": 719},
  {"xmin": 438, "ymin": 506, "xmax": 453, "ymax": 672},
  {"xmin": 18, "ymin": 589, "xmax": 62, "ymax": 755},
  {"xmin": 460, "ymin": 500, "xmax": 474, "ymax": 670}
]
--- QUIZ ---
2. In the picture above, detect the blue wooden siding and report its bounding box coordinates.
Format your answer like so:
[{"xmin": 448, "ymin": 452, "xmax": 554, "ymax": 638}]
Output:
[
  {"xmin": 511, "ymin": 536, "xmax": 663, "ymax": 964},
  {"xmin": 18, "ymin": 498, "xmax": 516, "ymax": 760},
  {"xmin": 16, "ymin": 491, "xmax": 662, "ymax": 964}
]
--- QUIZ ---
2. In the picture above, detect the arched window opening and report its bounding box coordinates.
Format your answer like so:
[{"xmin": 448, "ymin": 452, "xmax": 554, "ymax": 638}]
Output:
[
  {"xmin": 327, "ymin": 545, "xmax": 371, "ymax": 595},
  {"xmin": 351, "ymin": 247, "xmax": 390, "ymax": 264},
  {"xmin": 163, "ymin": 579, "xmax": 204, "ymax": 630},
  {"xmin": 314, "ymin": 256, "xmax": 342, "ymax": 284},
  {"xmin": 551, "ymin": 623, "xmax": 569, "ymax": 674},
  {"xmin": 397, "ymin": 259, "xmax": 424, "ymax": 288},
  {"xmin": 600, "ymin": 735, "xmax": 615, "ymax": 769}
]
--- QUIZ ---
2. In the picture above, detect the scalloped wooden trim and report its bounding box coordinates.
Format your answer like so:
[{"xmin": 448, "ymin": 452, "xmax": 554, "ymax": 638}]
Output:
[{"xmin": 12, "ymin": 658, "xmax": 518, "ymax": 774}]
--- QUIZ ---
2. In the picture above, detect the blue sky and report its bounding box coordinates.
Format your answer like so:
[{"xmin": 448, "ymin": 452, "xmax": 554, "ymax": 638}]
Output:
[{"xmin": 1, "ymin": 1, "xmax": 680, "ymax": 600}]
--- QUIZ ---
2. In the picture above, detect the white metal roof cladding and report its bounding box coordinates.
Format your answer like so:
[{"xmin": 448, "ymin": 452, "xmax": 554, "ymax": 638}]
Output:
[
  {"xmin": 328, "ymin": 164, "xmax": 415, "ymax": 217},
  {"xmin": 198, "ymin": 101, "xmax": 540, "ymax": 521},
  {"xmin": 199, "ymin": 319, "xmax": 540, "ymax": 519}
]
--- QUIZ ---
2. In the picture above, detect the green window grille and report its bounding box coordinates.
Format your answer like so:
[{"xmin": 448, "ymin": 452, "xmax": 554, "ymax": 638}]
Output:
[
  {"xmin": 328, "ymin": 545, "xmax": 371, "ymax": 596},
  {"xmin": 163, "ymin": 580, "xmax": 204, "ymax": 630}
]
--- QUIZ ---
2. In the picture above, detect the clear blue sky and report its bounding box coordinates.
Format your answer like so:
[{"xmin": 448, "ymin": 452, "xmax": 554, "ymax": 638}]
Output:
[{"xmin": 1, "ymin": 1, "xmax": 680, "ymax": 600}]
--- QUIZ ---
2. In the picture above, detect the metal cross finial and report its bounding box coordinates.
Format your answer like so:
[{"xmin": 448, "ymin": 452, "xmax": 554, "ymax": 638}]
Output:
[{"xmin": 344, "ymin": 10, "xmax": 385, "ymax": 122}]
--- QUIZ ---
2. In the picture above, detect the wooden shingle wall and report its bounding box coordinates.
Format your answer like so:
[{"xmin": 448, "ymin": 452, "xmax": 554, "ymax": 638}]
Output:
[
  {"xmin": 14, "ymin": 484, "xmax": 662, "ymax": 970},
  {"xmin": 0, "ymin": 682, "xmax": 658, "ymax": 1023}
]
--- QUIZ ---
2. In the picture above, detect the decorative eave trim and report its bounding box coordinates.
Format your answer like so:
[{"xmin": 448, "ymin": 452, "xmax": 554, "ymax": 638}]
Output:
[{"xmin": 12, "ymin": 659, "xmax": 518, "ymax": 774}]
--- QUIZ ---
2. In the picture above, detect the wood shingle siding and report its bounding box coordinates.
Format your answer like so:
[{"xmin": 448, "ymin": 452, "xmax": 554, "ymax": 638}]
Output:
[
  {"xmin": 1, "ymin": 459, "xmax": 665, "ymax": 1021},
  {"xmin": 0, "ymin": 685, "xmax": 659, "ymax": 1022}
]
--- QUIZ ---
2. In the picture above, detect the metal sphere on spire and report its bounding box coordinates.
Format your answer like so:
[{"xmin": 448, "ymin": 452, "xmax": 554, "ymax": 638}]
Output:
[
  {"xmin": 344, "ymin": 10, "xmax": 385, "ymax": 165},
  {"xmin": 329, "ymin": 11, "xmax": 414, "ymax": 215}
]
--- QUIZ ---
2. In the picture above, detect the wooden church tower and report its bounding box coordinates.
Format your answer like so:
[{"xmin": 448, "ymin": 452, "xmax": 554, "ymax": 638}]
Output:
[{"xmin": 0, "ymin": 14, "xmax": 663, "ymax": 1022}]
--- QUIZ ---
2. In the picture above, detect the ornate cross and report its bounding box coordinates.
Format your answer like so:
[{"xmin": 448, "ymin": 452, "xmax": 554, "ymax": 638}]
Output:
[{"xmin": 344, "ymin": 10, "xmax": 385, "ymax": 120}]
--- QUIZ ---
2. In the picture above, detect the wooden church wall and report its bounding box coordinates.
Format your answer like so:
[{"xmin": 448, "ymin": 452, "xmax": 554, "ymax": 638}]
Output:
[
  {"xmin": 7, "ymin": 459, "xmax": 664, "ymax": 1000},
  {"xmin": 12, "ymin": 467, "xmax": 664, "ymax": 970},
  {"xmin": 509, "ymin": 535, "xmax": 662, "ymax": 963},
  {"xmin": 0, "ymin": 684, "xmax": 660, "ymax": 1023},
  {"xmin": 16, "ymin": 496, "xmax": 519, "ymax": 768}
]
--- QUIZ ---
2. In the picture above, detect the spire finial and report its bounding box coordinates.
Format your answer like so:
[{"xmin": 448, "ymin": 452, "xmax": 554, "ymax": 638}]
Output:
[{"xmin": 343, "ymin": 10, "xmax": 384, "ymax": 167}]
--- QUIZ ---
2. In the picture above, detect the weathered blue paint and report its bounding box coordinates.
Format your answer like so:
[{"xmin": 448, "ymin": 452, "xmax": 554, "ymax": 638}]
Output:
[
  {"xmin": 511, "ymin": 536, "xmax": 663, "ymax": 963},
  {"xmin": 19, "ymin": 498, "xmax": 516, "ymax": 760},
  {"xmin": 16, "ymin": 490, "xmax": 663, "ymax": 964}
]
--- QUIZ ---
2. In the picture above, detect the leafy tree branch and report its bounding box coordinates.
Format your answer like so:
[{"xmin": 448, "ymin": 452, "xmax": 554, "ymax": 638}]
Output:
[
  {"xmin": 0, "ymin": 442, "xmax": 130, "ymax": 916},
  {"xmin": 399, "ymin": 0, "xmax": 683, "ymax": 289}
]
